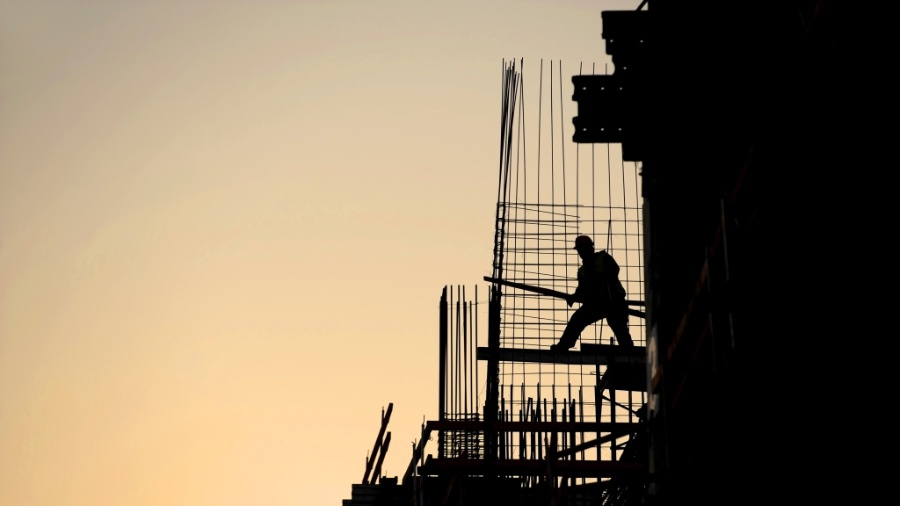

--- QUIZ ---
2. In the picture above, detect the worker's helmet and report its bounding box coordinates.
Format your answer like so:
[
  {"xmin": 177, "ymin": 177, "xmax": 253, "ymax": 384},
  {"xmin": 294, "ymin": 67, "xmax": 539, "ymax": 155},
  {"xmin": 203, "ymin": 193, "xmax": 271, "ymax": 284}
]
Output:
[{"xmin": 573, "ymin": 235, "xmax": 594, "ymax": 250}]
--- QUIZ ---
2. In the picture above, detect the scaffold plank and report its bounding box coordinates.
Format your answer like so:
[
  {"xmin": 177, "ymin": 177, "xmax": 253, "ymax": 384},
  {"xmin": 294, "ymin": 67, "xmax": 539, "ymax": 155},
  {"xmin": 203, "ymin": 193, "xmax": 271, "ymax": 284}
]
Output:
[{"xmin": 476, "ymin": 344, "xmax": 646, "ymax": 366}]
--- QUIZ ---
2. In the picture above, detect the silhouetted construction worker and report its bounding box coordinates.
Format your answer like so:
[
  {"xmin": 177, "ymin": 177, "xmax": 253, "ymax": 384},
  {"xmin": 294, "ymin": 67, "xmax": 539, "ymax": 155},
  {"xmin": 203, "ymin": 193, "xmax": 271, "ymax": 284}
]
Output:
[{"xmin": 550, "ymin": 235, "xmax": 634, "ymax": 351}]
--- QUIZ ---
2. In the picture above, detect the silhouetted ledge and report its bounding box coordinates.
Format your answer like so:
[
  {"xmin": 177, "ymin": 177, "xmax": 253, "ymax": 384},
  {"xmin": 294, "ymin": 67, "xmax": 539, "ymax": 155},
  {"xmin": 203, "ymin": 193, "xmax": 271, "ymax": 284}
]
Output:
[
  {"xmin": 418, "ymin": 456, "xmax": 646, "ymax": 478},
  {"xmin": 425, "ymin": 420, "xmax": 642, "ymax": 433},
  {"xmin": 476, "ymin": 344, "xmax": 646, "ymax": 366}
]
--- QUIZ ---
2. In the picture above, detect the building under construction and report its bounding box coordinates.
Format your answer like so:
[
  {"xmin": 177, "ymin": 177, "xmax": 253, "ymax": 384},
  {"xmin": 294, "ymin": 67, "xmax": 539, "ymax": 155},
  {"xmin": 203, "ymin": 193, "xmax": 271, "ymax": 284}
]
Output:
[{"xmin": 345, "ymin": 1, "xmax": 860, "ymax": 504}]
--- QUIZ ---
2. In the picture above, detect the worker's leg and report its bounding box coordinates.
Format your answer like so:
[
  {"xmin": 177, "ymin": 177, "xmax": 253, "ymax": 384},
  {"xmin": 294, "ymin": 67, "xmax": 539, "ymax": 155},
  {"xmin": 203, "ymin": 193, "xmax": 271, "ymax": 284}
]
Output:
[
  {"xmin": 606, "ymin": 300, "xmax": 634, "ymax": 347},
  {"xmin": 554, "ymin": 305, "xmax": 602, "ymax": 349}
]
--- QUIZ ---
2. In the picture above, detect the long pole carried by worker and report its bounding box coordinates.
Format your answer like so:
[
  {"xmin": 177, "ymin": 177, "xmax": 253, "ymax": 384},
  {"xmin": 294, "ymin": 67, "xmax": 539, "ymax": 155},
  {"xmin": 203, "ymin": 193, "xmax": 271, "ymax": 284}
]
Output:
[{"xmin": 483, "ymin": 276, "xmax": 646, "ymax": 318}]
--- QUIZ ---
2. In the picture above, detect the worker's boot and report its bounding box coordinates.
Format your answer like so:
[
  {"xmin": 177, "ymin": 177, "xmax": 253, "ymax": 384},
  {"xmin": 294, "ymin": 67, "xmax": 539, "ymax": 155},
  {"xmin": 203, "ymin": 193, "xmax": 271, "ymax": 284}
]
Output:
[{"xmin": 550, "ymin": 342, "xmax": 572, "ymax": 352}]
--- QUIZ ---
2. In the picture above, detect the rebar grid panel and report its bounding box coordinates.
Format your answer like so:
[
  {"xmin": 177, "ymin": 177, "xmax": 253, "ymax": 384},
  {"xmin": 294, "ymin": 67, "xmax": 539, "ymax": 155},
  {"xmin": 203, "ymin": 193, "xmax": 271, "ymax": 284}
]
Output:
[
  {"xmin": 489, "ymin": 59, "xmax": 646, "ymax": 469},
  {"xmin": 440, "ymin": 285, "xmax": 482, "ymax": 451},
  {"xmin": 497, "ymin": 205, "xmax": 644, "ymax": 350}
]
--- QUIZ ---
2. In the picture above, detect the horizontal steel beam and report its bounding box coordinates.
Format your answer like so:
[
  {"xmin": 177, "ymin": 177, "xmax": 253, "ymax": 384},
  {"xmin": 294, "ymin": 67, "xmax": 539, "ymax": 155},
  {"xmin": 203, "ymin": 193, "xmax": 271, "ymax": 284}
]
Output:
[
  {"xmin": 476, "ymin": 344, "xmax": 646, "ymax": 366},
  {"xmin": 426, "ymin": 420, "xmax": 641, "ymax": 434},
  {"xmin": 419, "ymin": 456, "xmax": 645, "ymax": 478}
]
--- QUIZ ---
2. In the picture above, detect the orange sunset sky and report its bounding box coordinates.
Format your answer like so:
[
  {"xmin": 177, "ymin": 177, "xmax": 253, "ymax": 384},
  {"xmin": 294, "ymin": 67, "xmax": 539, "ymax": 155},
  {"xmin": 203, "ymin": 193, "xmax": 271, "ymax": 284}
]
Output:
[{"xmin": 0, "ymin": 1, "xmax": 633, "ymax": 504}]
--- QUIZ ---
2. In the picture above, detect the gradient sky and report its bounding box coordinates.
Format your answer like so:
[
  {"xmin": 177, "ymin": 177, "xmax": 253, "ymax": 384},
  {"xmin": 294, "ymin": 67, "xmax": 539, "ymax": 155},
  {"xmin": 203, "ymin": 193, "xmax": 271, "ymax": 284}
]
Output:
[{"xmin": 0, "ymin": 1, "xmax": 630, "ymax": 504}]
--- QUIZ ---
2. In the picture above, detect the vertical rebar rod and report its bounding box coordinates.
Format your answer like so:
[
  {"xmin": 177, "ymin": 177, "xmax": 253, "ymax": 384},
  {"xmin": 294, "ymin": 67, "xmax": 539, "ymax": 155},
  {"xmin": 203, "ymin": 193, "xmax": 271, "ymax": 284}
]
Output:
[
  {"xmin": 472, "ymin": 285, "xmax": 481, "ymax": 416},
  {"xmin": 439, "ymin": 287, "xmax": 447, "ymax": 458},
  {"xmin": 464, "ymin": 286, "xmax": 469, "ymax": 422}
]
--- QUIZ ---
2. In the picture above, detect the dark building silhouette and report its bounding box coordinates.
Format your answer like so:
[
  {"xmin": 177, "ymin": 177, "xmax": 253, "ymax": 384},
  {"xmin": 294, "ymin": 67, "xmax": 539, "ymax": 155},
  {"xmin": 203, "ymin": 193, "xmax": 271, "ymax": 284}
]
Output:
[{"xmin": 620, "ymin": 2, "xmax": 864, "ymax": 503}]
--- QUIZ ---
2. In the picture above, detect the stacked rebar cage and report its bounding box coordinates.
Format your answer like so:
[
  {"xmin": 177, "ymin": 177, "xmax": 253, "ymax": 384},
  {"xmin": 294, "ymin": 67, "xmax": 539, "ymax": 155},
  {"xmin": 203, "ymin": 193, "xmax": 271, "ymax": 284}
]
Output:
[{"xmin": 434, "ymin": 60, "xmax": 646, "ymax": 496}]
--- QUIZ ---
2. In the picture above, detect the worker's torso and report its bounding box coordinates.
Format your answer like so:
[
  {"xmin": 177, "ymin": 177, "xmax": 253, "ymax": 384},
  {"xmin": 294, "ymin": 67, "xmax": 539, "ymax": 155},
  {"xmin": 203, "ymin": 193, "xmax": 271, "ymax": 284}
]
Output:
[{"xmin": 577, "ymin": 251, "xmax": 626, "ymax": 301}]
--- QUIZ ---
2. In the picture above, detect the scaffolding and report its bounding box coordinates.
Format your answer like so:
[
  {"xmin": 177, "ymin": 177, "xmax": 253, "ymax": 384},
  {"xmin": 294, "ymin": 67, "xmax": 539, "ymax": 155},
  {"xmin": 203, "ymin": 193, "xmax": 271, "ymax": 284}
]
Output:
[{"xmin": 413, "ymin": 59, "xmax": 648, "ymax": 505}]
